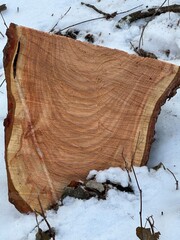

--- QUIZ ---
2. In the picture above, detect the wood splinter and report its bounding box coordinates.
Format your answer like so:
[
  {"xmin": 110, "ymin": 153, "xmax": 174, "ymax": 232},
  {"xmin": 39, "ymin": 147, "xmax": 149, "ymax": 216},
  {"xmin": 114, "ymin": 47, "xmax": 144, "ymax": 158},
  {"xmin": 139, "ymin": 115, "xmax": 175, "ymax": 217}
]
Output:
[{"xmin": 3, "ymin": 23, "xmax": 180, "ymax": 213}]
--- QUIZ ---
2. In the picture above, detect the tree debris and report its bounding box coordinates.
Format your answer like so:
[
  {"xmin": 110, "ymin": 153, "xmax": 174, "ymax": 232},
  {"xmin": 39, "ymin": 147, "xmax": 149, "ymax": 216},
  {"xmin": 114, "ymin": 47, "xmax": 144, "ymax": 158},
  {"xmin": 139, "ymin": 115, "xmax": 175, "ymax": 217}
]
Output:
[
  {"xmin": 116, "ymin": 4, "xmax": 180, "ymax": 28},
  {"xmin": 57, "ymin": 5, "xmax": 143, "ymax": 33},
  {"xmin": 49, "ymin": 7, "xmax": 71, "ymax": 33},
  {"xmin": 81, "ymin": 2, "xmax": 117, "ymax": 19},
  {"xmin": 130, "ymin": 42, "xmax": 157, "ymax": 59}
]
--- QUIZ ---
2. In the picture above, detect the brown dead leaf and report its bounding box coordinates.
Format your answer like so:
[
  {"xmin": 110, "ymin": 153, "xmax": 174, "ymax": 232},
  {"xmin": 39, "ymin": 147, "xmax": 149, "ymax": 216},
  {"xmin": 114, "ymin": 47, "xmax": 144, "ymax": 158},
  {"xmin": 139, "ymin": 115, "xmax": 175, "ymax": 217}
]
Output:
[{"xmin": 136, "ymin": 227, "xmax": 160, "ymax": 240}]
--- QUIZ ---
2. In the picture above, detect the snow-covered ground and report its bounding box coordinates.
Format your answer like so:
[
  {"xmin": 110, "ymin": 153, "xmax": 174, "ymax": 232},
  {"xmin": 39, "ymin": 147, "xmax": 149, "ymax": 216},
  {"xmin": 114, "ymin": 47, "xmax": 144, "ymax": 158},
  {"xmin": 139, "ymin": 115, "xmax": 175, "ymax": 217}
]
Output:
[{"xmin": 0, "ymin": 0, "xmax": 180, "ymax": 239}]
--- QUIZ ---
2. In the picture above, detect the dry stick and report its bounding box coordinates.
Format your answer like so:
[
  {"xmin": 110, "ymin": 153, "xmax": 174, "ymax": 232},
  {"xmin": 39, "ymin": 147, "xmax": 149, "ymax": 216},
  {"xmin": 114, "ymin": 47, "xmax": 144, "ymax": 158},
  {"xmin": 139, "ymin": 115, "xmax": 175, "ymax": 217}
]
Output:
[
  {"xmin": 146, "ymin": 216, "xmax": 155, "ymax": 235},
  {"xmin": 35, "ymin": 211, "xmax": 41, "ymax": 233},
  {"xmin": 49, "ymin": 6, "xmax": 71, "ymax": 33},
  {"xmin": 81, "ymin": 2, "xmax": 117, "ymax": 19},
  {"xmin": 0, "ymin": 12, "xmax": 8, "ymax": 29},
  {"xmin": 117, "ymin": 3, "xmax": 180, "ymax": 27},
  {"xmin": 37, "ymin": 196, "xmax": 52, "ymax": 232},
  {"xmin": 0, "ymin": 31, "xmax": 4, "ymax": 37},
  {"xmin": 132, "ymin": 166, "xmax": 143, "ymax": 233},
  {"xmin": 58, "ymin": 4, "xmax": 143, "ymax": 32},
  {"xmin": 37, "ymin": 196, "xmax": 56, "ymax": 240},
  {"xmin": 122, "ymin": 148, "xmax": 132, "ymax": 182},
  {"xmin": 131, "ymin": 132, "xmax": 144, "ymax": 239},
  {"xmin": 138, "ymin": 0, "xmax": 169, "ymax": 49},
  {"xmin": 167, "ymin": 168, "xmax": 179, "ymax": 190}
]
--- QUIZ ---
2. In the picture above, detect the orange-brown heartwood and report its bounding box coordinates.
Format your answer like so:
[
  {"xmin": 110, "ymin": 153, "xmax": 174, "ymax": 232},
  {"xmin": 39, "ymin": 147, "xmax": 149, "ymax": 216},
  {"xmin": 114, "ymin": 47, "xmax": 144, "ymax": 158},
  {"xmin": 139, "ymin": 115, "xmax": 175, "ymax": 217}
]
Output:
[{"xmin": 4, "ymin": 23, "xmax": 180, "ymax": 213}]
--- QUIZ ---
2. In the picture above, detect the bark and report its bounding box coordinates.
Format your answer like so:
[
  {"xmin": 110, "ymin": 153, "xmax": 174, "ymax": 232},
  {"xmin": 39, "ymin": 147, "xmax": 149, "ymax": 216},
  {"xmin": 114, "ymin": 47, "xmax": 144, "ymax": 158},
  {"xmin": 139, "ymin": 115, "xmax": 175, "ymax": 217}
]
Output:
[{"xmin": 116, "ymin": 4, "xmax": 180, "ymax": 28}]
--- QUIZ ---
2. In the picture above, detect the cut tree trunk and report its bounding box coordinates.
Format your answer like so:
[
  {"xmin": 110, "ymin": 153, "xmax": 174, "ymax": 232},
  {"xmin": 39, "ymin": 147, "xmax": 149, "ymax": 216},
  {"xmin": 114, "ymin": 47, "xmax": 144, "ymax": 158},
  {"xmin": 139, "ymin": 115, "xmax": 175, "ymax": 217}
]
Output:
[{"xmin": 4, "ymin": 23, "xmax": 180, "ymax": 213}]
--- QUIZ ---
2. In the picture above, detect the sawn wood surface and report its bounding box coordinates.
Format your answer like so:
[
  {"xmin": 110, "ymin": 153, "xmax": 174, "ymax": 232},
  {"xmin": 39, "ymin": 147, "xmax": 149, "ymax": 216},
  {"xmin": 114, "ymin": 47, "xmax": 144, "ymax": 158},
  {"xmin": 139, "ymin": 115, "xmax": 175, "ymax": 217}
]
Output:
[{"xmin": 3, "ymin": 23, "xmax": 180, "ymax": 212}]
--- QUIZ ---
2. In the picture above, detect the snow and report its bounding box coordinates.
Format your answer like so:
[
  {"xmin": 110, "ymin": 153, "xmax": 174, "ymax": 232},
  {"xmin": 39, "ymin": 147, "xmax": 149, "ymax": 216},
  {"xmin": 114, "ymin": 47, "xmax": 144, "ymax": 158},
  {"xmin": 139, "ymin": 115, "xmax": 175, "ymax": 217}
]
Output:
[{"xmin": 0, "ymin": 0, "xmax": 180, "ymax": 239}]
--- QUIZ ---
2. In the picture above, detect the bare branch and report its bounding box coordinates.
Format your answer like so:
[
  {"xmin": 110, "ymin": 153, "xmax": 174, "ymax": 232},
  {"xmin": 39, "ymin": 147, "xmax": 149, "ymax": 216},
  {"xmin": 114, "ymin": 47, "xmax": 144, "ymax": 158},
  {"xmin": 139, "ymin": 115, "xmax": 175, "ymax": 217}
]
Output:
[
  {"xmin": 122, "ymin": 148, "xmax": 132, "ymax": 182},
  {"xmin": 132, "ymin": 165, "xmax": 143, "ymax": 239},
  {"xmin": 146, "ymin": 215, "xmax": 155, "ymax": 235},
  {"xmin": 81, "ymin": 2, "xmax": 117, "ymax": 19},
  {"xmin": 167, "ymin": 168, "xmax": 179, "ymax": 190},
  {"xmin": 116, "ymin": 3, "xmax": 180, "ymax": 28},
  {"xmin": 49, "ymin": 7, "xmax": 71, "ymax": 33},
  {"xmin": 58, "ymin": 4, "xmax": 143, "ymax": 32},
  {"xmin": 138, "ymin": 0, "xmax": 169, "ymax": 49},
  {"xmin": 34, "ymin": 211, "xmax": 41, "ymax": 233},
  {"xmin": 0, "ymin": 12, "xmax": 8, "ymax": 29},
  {"xmin": 37, "ymin": 197, "xmax": 52, "ymax": 231},
  {"xmin": 130, "ymin": 132, "xmax": 144, "ymax": 238}
]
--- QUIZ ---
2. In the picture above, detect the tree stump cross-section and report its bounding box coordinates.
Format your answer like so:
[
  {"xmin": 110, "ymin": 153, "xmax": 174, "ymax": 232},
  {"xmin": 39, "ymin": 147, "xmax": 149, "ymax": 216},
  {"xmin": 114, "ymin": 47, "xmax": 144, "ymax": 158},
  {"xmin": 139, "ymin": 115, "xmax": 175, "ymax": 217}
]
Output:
[{"xmin": 3, "ymin": 23, "xmax": 180, "ymax": 212}]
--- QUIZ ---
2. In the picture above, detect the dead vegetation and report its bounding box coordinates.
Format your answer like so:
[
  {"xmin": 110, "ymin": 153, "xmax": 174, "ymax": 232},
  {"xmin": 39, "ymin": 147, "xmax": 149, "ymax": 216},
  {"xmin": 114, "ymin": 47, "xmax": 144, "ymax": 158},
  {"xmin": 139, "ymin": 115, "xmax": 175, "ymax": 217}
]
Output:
[{"xmin": 51, "ymin": 1, "xmax": 180, "ymax": 59}]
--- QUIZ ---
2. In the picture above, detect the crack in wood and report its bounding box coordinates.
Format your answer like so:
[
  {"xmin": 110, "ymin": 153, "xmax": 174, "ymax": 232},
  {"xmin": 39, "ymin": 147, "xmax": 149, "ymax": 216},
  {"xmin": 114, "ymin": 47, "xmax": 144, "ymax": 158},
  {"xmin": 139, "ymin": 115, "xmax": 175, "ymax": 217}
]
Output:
[{"xmin": 13, "ymin": 41, "xmax": 20, "ymax": 79}]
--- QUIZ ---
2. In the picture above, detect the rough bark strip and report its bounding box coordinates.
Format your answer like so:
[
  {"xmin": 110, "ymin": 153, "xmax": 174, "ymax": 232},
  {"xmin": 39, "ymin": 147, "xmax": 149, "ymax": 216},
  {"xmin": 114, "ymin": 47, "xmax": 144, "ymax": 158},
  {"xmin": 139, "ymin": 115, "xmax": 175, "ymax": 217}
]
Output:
[
  {"xmin": 116, "ymin": 4, "xmax": 180, "ymax": 28},
  {"xmin": 3, "ymin": 23, "xmax": 180, "ymax": 212}
]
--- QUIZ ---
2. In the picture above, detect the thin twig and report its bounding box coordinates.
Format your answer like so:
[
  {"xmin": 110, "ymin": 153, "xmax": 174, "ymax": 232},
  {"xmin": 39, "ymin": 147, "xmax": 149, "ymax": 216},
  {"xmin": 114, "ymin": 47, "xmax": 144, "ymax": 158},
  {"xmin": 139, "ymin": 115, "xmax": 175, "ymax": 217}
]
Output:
[
  {"xmin": 49, "ymin": 7, "xmax": 71, "ymax": 33},
  {"xmin": 34, "ymin": 211, "xmax": 41, "ymax": 233},
  {"xmin": 29, "ymin": 219, "xmax": 44, "ymax": 234},
  {"xmin": 81, "ymin": 2, "xmax": 117, "ymax": 19},
  {"xmin": 0, "ymin": 31, "xmax": 4, "ymax": 37},
  {"xmin": 167, "ymin": 168, "xmax": 179, "ymax": 190},
  {"xmin": 58, "ymin": 4, "xmax": 143, "ymax": 32},
  {"xmin": 131, "ymin": 132, "xmax": 143, "ymax": 239},
  {"xmin": 138, "ymin": 0, "xmax": 169, "ymax": 49},
  {"xmin": 130, "ymin": 41, "xmax": 157, "ymax": 59},
  {"xmin": 132, "ymin": 166, "xmax": 143, "ymax": 239},
  {"xmin": 37, "ymin": 196, "xmax": 52, "ymax": 231},
  {"xmin": 168, "ymin": 0, "xmax": 171, "ymax": 19},
  {"xmin": 37, "ymin": 196, "xmax": 56, "ymax": 240},
  {"xmin": 122, "ymin": 148, "xmax": 132, "ymax": 182},
  {"xmin": 0, "ymin": 12, "xmax": 8, "ymax": 29},
  {"xmin": 0, "ymin": 79, "xmax": 5, "ymax": 87},
  {"xmin": 146, "ymin": 216, "xmax": 155, "ymax": 235}
]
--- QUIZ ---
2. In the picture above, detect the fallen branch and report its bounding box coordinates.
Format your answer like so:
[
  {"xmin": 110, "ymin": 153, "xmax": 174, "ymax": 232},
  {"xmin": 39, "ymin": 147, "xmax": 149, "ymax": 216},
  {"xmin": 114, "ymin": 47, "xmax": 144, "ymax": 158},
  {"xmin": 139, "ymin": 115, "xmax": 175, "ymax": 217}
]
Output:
[
  {"xmin": 81, "ymin": 2, "xmax": 117, "ymax": 19},
  {"xmin": 116, "ymin": 4, "xmax": 180, "ymax": 28},
  {"xmin": 57, "ymin": 4, "xmax": 143, "ymax": 33},
  {"xmin": 153, "ymin": 163, "xmax": 179, "ymax": 190},
  {"xmin": 146, "ymin": 216, "xmax": 155, "ymax": 235},
  {"xmin": 0, "ymin": 31, "xmax": 5, "ymax": 37},
  {"xmin": 132, "ymin": 166, "xmax": 143, "ymax": 233}
]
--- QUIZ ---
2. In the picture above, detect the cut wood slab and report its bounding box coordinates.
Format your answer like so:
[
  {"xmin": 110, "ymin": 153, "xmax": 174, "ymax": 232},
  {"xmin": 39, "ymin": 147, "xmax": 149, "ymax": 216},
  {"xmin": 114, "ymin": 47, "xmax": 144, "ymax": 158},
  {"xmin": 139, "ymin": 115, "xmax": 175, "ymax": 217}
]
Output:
[{"xmin": 4, "ymin": 23, "xmax": 180, "ymax": 213}]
